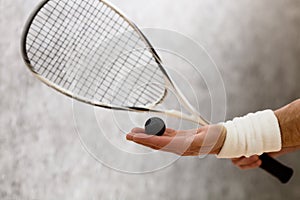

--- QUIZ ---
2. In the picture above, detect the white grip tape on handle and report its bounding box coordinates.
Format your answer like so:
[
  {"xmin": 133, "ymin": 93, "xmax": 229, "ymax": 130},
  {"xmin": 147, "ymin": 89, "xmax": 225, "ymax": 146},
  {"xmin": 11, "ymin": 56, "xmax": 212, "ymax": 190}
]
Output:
[{"xmin": 217, "ymin": 110, "xmax": 282, "ymax": 158}]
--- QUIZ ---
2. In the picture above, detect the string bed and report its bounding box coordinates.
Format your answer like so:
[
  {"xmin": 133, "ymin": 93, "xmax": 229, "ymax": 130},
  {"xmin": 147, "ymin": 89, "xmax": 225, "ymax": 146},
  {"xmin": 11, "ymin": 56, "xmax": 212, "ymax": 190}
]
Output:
[{"xmin": 25, "ymin": 0, "xmax": 165, "ymax": 107}]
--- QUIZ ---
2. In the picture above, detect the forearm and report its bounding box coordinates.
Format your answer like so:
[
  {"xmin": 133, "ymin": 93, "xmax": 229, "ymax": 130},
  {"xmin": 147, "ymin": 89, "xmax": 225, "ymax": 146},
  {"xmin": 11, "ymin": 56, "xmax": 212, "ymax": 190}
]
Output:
[
  {"xmin": 275, "ymin": 99, "xmax": 300, "ymax": 148},
  {"xmin": 217, "ymin": 99, "xmax": 300, "ymax": 158}
]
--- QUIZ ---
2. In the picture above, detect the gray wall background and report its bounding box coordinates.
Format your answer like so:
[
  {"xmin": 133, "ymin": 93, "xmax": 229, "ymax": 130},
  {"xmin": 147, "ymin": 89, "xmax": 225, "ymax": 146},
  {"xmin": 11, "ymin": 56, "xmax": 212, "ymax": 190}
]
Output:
[{"xmin": 1, "ymin": 0, "xmax": 300, "ymax": 199}]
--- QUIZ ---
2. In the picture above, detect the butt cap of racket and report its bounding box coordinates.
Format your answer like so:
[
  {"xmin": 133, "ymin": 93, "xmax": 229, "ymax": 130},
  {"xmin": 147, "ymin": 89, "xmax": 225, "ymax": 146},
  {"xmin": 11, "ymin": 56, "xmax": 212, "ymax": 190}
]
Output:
[{"xmin": 145, "ymin": 117, "xmax": 166, "ymax": 136}]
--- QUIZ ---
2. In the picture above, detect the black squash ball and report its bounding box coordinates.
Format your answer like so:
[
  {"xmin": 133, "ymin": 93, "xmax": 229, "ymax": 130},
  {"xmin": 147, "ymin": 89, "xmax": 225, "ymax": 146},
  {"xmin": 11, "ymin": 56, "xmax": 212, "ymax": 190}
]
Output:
[{"xmin": 144, "ymin": 117, "xmax": 166, "ymax": 136}]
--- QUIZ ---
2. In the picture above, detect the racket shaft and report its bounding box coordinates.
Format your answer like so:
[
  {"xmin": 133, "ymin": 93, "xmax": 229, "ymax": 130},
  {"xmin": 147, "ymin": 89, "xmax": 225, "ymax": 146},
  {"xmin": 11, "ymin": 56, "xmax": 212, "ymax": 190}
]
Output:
[{"xmin": 163, "ymin": 110, "xmax": 208, "ymax": 126}]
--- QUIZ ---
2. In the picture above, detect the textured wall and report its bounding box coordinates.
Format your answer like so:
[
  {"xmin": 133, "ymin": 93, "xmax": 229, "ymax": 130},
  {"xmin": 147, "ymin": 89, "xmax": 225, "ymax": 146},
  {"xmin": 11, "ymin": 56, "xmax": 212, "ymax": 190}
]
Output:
[{"xmin": 1, "ymin": 0, "xmax": 300, "ymax": 199}]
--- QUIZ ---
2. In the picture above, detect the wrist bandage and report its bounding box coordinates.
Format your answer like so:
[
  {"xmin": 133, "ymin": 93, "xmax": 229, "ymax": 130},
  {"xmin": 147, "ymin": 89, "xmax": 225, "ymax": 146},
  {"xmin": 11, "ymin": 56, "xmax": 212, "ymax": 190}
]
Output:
[{"xmin": 217, "ymin": 110, "xmax": 282, "ymax": 158}]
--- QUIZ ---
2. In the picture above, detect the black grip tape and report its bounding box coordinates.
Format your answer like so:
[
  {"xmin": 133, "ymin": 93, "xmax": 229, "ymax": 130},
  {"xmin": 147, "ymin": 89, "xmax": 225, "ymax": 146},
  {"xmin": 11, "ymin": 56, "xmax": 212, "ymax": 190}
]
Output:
[{"xmin": 259, "ymin": 153, "xmax": 293, "ymax": 183}]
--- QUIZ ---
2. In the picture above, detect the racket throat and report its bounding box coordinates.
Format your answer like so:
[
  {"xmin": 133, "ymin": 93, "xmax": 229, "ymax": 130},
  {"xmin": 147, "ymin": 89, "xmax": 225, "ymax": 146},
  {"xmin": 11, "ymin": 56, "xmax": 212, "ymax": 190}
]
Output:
[{"xmin": 164, "ymin": 110, "xmax": 208, "ymax": 125}]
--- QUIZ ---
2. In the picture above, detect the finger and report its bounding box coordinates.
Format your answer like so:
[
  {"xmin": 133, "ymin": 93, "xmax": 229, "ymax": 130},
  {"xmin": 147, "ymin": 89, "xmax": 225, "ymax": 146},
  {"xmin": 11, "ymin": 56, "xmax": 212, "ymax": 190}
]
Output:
[
  {"xmin": 239, "ymin": 159, "xmax": 262, "ymax": 170},
  {"xmin": 127, "ymin": 127, "xmax": 176, "ymax": 141},
  {"xmin": 126, "ymin": 127, "xmax": 146, "ymax": 141},
  {"xmin": 132, "ymin": 127, "xmax": 176, "ymax": 134},
  {"xmin": 132, "ymin": 134, "xmax": 173, "ymax": 148},
  {"xmin": 134, "ymin": 140, "xmax": 185, "ymax": 154},
  {"xmin": 232, "ymin": 155, "xmax": 260, "ymax": 166},
  {"xmin": 131, "ymin": 127, "xmax": 145, "ymax": 133},
  {"xmin": 133, "ymin": 141, "xmax": 160, "ymax": 150},
  {"xmin": 131, "ymin": 132, "xmax": 185, "ymax": 154},
  {"xmin": 126, "ymin": 133, "xmax": 134, "ymax": 141},
  {"xmin": 163, "ymin": 128, "xmax": 177, "ymax": 136},
  {"xmin": 133, "ymin": 140, "xmax": 186, "ymax": 155},
  {"xmin": 132, "ymin": 127, "xmax": 176, "ymax": 136},
  {"xmin": 132, "ymin": 133, "xmax": 200, "ymax": 156},
  {"xmin": 132, "ymin": 133, "xmax": 192, "ymax": 153},
  {"xmin": 163, "ymin": 129, "xmax": 199, "ymax": 137},
  {"xmin": 231, "ymin": 156, "xmax": 247, "ymax": 164}
]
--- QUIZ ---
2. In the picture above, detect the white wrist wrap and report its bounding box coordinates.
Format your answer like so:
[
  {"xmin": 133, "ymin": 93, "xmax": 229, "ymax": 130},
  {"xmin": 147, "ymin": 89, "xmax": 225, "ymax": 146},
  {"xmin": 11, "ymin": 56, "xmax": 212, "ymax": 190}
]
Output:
[{"xmin": 217, "ymin": 110, "xmax": 282, "ymax": 158}]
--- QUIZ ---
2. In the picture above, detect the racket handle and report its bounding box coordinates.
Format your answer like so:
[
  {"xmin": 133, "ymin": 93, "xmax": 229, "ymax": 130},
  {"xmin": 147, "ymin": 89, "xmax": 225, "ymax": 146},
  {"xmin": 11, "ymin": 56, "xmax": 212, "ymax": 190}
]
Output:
[{"xmin": 259, "ymin": 153, "xmax": 293, "ymax": 183}]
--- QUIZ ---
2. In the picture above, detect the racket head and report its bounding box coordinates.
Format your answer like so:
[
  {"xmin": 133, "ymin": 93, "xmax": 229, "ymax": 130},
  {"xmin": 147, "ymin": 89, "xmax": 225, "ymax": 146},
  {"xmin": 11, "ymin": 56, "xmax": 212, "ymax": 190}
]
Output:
[{"xmin": 21, "ymin": 0, "xmax": 168, "ymax": 111}]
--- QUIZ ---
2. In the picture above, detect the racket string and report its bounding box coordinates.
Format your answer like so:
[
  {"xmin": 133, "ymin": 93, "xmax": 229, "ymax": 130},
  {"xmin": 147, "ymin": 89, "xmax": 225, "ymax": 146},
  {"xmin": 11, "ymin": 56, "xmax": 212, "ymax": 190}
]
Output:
[
  {"xmin": 29, "ymin": 0, "xmax": 102, "ymax": 85},
  {"xmin": 117, "ymin": 52, "xmax": 164, "ymax": 105},
  {"xmin": 27, "ymin": 1, "xmax": 63, "ymax": 78},
  {"xmin": 75, "ymin": 10, "xmax": 133, "ymax": 99},
  {"xmin": 55, "ymin": 1, "xmax": 111, "ymax": 90},
  {"xmin": 43, "ymin": 1, "xmax": 82, "ymax": 86},
  {"xmin": 103, "ymin": 32, "xmax": 165, "ymax": 101},
  {"xmin": 53, "ymin": 1, "xmax": 100, "ymax": 87},
  {"xmin": 106, "ymin": 47, "xmax": 164, "ymax": 105},
  {"xmin": 101, "ymin": 35, "xmax": 148, "ymax": 104},
  {"xmin": 25, "ymin": 0, "xmax": 166, "ymax": 107},
  {"xmin": 28, "ymin": 1, "xmax": 88, "ymax": 87}
]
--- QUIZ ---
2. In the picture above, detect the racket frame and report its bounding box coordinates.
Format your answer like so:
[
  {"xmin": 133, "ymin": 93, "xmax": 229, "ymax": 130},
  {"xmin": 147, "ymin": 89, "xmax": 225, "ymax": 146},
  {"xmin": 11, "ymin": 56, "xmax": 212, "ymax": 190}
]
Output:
[{"xmin": 21, "ymin": 0, "xmax": 209, "ymax": 126}]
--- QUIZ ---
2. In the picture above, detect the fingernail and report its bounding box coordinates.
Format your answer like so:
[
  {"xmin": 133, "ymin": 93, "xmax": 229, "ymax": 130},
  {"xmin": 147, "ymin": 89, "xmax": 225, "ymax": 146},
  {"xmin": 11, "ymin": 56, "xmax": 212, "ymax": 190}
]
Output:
[{"xmin": 126, "ymin": 134, "xmax": 134, "ymax": 141}]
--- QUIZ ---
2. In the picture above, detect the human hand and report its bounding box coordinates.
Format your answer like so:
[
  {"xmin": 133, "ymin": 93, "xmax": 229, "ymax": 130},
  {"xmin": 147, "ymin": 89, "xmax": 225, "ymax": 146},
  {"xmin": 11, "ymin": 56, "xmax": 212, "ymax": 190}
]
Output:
[
  {"xmin": 126, "ymin": 125, "xmax": 226, "ymax": 156},
  {"xmin": 232, "ymin": 99, "xmax": 300, "ymax": 170},
  {"xmin": 231, "ymin": 146, "xmax": 300, "ymax": 170}
]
